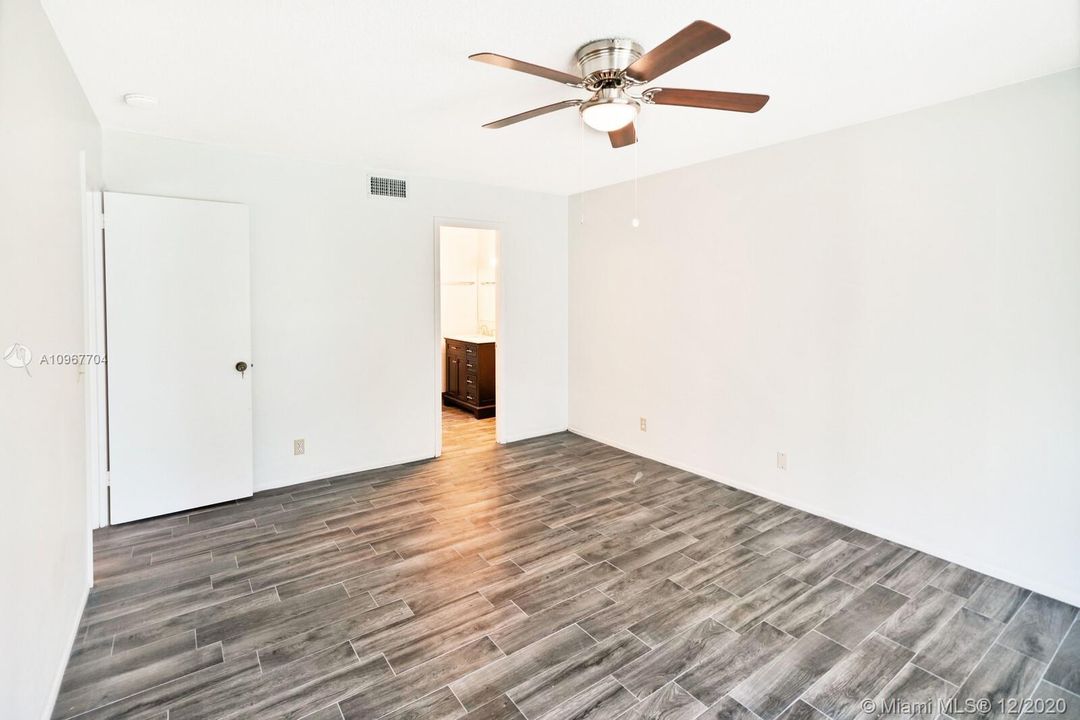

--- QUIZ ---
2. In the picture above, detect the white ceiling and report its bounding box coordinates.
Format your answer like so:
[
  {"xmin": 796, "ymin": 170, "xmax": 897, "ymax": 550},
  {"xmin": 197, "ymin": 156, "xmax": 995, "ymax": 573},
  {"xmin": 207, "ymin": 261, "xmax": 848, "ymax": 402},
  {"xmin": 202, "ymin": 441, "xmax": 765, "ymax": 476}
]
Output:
[{"xmin": 43, "ymin": 0, "xmax": 1080, "ymax": 195}]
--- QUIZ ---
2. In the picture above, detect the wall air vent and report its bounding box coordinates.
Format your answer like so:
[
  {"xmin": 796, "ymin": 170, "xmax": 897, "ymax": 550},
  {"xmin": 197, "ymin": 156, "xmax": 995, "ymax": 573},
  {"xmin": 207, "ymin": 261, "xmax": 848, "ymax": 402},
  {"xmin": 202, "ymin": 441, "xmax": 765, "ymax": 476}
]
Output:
[{"xmin": 369, "ymin": 176, "xmax": 407, "ymax": 199}]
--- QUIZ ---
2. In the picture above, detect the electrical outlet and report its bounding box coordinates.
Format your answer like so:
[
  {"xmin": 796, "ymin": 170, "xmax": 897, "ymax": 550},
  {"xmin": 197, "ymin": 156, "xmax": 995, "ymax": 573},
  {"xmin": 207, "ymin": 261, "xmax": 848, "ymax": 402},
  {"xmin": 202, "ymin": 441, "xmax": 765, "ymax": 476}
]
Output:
[
  {"xmin": 640, "ymin": 417, "xmax": 647, "ymax": 432},
  {"xmin": 294, "ymin": 438, "xmax": 305, "ymax": 456},
  {"xmin": 777, "ymin": 452, "xmax": 787, "ymax": 470}
]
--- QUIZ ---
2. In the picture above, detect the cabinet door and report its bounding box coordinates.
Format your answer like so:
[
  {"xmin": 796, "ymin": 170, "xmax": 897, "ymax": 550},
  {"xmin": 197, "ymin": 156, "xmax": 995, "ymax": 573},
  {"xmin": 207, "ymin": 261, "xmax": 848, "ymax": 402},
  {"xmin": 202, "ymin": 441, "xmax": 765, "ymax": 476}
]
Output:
[
  {"xmin": 447, "ymin": 357, "xmax": 461, "ymax": 397},
  {"xmin": 457, "ymin": 358, "xmax": 469, "ymax": 401}
]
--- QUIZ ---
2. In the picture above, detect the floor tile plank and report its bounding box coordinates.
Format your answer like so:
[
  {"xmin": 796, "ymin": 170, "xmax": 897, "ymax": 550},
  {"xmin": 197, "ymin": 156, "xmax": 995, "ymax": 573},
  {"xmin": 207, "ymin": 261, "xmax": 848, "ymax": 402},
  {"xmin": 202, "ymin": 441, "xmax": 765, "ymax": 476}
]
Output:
[
  {"xmin": 729, "ymin": 631, "xmax": 848, "ymax": 720},
  {"xmin": 1022, "ymin": 681, "xmax": 1080, "ymax": 720},
  {"xmin": 803, "ymin": 634, "xmax": 912, "ymax": 720},
  {"xmin": 862, "ymin": 662, "xmax": 951, "ymax": 720},
  {"xmin": 765, "ymin": 577, "xmax": 859, "ymax": 638},
  {"xmin": 930, "ymin": 565, "xmax": 988, "ymax": 599},
  {"xmin": 490, "ymin": 588, "xmax": 613, "ymax": 655},
  {"xmin": 507, "ymin": 631, "xmax": 649, "ymax": 719},
  {"xmin": 616, "ymin": 682, "xmax": 705, "ymax": 720},
  {"xmin": 964, "ymin": 577, "xmax": 1030, "ymax": 624},
  {"xmin": 452, "ymin": 625, "xmax": 596, "ymax": 711},
  {"xmin": 878, "ymin": 552, "xmax": 948, "ymax": 597},
  {"xmin": 998, "ymin": 594, "xmax": 1078, "ymax": 663},
  {"xmin": 629, "ymin": 584, "xmax": 735, "ymax": 647},
  {"xmin": 787, "ymin": 541, "xmax": 865, "ymax": 587},
  {"xmin": 579, "ymin": 580, "xmax": 690, "ymax": 642},
  {"xmin": 911, "ymin": 608, "xmax": 1001, "ymax": 685},
  {"xmin": 879, "ymin": 585, "xmax": 966, "ymax": 653},
  {"xmin": 952, "ymin": 643, "xmax": 1046, "ymax": 720},
  {"xmin": 816, "ymin": 584, "xmax": 908, "ymax": 650},
  {"xmin": 380, "ymin": 686, "xmax": 466, "ymax": 720},
  {"xmin": 675, "ymin": 622, "xmax": 794, "ymax": 707},
  {"xmin": 540, "ymin": 675, "xmax": 638, "ymax": 720},
  {"xmin": 339, "ymin": 636, "xmax": 503, "ymax": 720},
  {"xmin": 614, "ymin": 618, "xmax": 738, "ymax": 699},
  {"xmin": 259, "ymin": 599, "xmax": 413, "ymax": 672},
  {"xmin": 1043, "ymin": 620, "xmax": 1080, "ymax": 695}
]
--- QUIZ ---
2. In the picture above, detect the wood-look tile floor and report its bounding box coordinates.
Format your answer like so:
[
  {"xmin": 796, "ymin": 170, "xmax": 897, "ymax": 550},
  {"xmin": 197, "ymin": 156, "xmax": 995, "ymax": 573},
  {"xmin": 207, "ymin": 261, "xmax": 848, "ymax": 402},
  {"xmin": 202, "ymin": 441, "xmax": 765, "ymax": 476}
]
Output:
[{"xmin": 58, "ymin": 407, "xmax": 1079, "ymax": 720}]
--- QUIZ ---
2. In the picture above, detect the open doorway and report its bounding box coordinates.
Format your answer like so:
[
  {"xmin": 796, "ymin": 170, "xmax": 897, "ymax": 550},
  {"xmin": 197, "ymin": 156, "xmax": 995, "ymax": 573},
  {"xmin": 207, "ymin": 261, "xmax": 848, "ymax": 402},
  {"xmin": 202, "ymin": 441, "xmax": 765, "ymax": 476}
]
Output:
[{"xmin": 436, "ymin": 224, "xmax": 499, "ymax": 454}]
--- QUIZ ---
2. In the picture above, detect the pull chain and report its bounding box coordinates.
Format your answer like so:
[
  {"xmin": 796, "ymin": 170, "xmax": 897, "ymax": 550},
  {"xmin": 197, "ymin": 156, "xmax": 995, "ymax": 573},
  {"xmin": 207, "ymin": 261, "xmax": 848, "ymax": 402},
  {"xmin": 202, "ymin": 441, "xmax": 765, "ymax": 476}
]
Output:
[
  {"xmin": 579, "ymin": 113, "xmax": 585, "ymax": 224},
  {"xmin": 631, "ymin": 128, "xmax": 640, "ymax": 228}
]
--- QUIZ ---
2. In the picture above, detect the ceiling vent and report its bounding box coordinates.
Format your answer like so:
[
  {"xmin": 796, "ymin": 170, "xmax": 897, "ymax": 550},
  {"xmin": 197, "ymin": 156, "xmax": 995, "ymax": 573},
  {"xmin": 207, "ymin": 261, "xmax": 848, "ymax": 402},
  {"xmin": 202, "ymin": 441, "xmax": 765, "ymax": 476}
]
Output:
[{"xmin": 369, "ymin": 175, "xmax": 407, "ymax": 199}]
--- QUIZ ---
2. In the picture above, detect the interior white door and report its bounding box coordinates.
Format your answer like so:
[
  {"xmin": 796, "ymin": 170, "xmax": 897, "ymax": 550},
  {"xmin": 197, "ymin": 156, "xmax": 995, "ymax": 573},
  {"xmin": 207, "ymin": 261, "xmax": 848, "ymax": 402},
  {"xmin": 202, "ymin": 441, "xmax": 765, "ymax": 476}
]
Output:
[{"xmin": 104, "ymin": 192, "xmax": 253, "ymax": 523}]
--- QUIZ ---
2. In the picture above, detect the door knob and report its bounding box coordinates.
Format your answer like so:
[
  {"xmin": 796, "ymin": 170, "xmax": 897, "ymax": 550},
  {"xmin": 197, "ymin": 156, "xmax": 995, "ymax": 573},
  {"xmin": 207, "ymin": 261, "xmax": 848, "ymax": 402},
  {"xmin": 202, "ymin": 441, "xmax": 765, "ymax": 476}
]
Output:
[{"xmin": 235, "ymin": 361, "xmax": 248, "ymax": 376}]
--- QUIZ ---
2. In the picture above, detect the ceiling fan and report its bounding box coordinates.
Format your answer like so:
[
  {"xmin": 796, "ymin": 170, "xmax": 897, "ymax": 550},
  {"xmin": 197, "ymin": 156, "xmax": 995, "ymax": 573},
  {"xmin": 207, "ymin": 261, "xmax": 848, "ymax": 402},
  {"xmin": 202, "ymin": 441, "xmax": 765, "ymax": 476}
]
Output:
[{"xmin": 470, "ymin": 21, "xmax": 769, "ymax": 148}]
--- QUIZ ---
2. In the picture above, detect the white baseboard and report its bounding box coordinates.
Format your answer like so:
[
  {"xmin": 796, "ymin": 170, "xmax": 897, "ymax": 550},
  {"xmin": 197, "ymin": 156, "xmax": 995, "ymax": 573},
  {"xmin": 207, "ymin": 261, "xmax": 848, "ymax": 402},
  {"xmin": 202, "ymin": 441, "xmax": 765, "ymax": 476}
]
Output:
[
  {"xmin": 254, "ymin": 427, "xmax": 571, "ymax": 494},
  {"xmin": 568, "ymin": 425, "xmax": 1080, "ymax": 607},
  {"xmin": 251, "ymin": 425, "xmax": 571, "ymax": 495},
  {"xmin": 253, "ymin": 451, "xmax": 437, "ymax": 493},
  {"xmin": 44, "ymin": 582, "xmax": 90, "ymax": 720},
  {"xmin": 500, "ymin": 424, "xmax": 569, "ymax": 444}
]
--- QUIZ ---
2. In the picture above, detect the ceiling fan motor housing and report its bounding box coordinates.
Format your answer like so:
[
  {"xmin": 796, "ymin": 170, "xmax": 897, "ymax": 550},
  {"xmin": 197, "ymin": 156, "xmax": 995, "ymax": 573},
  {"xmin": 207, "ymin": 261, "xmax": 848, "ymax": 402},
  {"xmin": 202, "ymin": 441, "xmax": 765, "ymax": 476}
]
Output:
[{"xmin": 575, "ymin": 38, "xmax": 643, "ymax": 89}]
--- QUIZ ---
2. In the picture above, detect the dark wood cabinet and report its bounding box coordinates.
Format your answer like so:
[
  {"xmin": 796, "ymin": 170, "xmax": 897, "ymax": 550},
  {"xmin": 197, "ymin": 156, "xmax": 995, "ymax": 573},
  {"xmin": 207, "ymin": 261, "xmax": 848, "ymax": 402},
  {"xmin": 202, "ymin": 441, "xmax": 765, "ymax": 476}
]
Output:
[{"xmin": 443, "ymin": 338, "xmax": 495, "ymax": 418}]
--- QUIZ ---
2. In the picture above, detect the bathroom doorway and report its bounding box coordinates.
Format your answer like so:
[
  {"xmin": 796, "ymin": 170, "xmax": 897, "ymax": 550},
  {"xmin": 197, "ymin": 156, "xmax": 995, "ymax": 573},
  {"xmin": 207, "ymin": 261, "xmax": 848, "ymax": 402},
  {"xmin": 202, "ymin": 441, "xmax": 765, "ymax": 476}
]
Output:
[{"xmin": 435, "ymin": 222, "xmax": 500, "ymax": 455}]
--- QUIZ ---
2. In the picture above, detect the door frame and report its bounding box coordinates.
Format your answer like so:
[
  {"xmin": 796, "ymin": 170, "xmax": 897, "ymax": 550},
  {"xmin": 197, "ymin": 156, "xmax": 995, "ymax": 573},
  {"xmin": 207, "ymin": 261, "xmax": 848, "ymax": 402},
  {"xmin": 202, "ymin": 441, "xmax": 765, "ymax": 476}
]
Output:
[
  {"xmin": 84, "ymin": 192, "xmax": 254, "ymax": 527},
  {"xmin": 432, "ymin": 217, "xmax": 504, "ymax": 457},
  {"xmin": 84, "ymin": 186, "xmax": 109, "ymax": 532}
]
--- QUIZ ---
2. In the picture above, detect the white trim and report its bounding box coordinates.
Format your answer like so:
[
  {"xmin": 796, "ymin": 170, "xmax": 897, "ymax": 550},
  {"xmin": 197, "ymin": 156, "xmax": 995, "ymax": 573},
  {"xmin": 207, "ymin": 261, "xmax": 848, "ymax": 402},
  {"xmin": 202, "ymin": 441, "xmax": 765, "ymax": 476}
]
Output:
[
  {"xmin": 501, "ymin": 425, "xmax": 569, "ymax": 444},
  {"xmin": 432, "ymin": 218, "xmax": 505, "ymax": 454},
  {"xmin": 82, "ymin": 186, "xmax": 108, "ymax": 531},
  {"xmin": 432, "ymin": 219, "xmax": 442, "ymax": 458},
  {"xmin": 42, "ymin": 585, "xmax": 89, "ymax": 720},
  {"xmin": 253, "ymin": 423, "xmax": 568, "ymax": 495},
  {"xmin": 567, "ymin": 425, "xmax": 1080, "ymax": 608},
  {"xmin": 494, "ymin": 227, "xmax": 504, "ymax": 445},
  {"xmin": 252, "ymin": 452, "xmax": 435, "ymax": 493}
]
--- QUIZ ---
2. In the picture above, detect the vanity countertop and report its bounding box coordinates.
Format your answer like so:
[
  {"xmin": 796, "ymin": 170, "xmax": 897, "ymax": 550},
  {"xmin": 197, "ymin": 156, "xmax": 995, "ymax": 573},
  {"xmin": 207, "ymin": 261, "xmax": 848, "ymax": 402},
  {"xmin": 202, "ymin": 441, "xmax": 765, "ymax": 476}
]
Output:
[{"xmin": 445, "ymin": 334, "xmax": 496, "ymax": 345}]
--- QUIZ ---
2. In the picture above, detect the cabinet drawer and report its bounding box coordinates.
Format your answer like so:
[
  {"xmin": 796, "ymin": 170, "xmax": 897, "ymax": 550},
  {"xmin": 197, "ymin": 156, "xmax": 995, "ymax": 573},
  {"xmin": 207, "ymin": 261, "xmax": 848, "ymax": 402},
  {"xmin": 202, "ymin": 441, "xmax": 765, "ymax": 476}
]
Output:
[
  {"xmin": 465, "ymin": 373, "xmax": 478, "ymax": 388},
  {"xmin": 464, "ymin": 344, "xmax": 478, "ymax": 357}
]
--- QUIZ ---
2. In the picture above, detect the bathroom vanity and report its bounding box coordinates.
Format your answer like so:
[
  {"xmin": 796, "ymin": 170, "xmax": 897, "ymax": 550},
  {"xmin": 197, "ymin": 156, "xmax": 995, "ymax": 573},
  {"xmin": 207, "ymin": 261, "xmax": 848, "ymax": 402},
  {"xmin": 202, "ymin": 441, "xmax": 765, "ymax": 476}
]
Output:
[{"xmin": 443, "ymin": 335, "xmax": 496, "ymax": 418}]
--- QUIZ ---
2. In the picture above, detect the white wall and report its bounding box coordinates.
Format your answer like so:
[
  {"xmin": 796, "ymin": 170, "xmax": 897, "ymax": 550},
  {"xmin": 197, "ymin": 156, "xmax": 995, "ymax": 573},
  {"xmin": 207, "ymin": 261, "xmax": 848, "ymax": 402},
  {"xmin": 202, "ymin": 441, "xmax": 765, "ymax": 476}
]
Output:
[
  {"xmin": 0, "ymin": 0, "xmax": 102, "ymax": 716},
  {"xmin": 104, "ymin": 131, "xmax": 567, "ymax": 490},
  {"xmin": 569, "ymin": 69, "xmax": 1080, "ymax": 606}
]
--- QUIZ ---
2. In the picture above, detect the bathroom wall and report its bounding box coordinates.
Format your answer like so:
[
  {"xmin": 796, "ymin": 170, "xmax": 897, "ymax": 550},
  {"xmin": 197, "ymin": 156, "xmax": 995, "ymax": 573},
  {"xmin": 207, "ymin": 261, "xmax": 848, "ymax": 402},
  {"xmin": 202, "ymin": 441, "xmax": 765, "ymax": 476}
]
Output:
[{"xmin": 439, "ymin": 226, "xmax": 498, "ymax": 391}]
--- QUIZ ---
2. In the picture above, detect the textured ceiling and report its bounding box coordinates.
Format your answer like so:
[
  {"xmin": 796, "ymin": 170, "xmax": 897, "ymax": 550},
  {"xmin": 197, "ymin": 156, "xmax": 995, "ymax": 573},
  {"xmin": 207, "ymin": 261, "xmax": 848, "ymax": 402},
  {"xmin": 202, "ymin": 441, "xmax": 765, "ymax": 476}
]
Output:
[{"xmin": 43, "ymin": 0, "xmax": 1080, "ymax": 194}]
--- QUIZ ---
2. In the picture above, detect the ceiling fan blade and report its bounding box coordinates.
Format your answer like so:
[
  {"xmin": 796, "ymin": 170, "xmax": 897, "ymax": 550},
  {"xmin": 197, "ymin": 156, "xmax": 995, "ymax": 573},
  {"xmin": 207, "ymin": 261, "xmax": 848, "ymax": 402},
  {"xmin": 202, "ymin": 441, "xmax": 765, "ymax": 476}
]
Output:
[
  {"xmin": 624, "ymin": 21, "xmax": 731, "ymax": 83},
  {"xmin": 609, "ymin": 123, "xmax": 637, "ymax": 148},
  {"xmin": 644, "ymin": 88, "xmax": 769, "ymax": 113},
  {"xmin": 470, "ymin": 52, "xmax": 583, "ymax": 87},
  {"xmin": 482, "ymin": 100, "xmax": 582, "ymax": 129}
]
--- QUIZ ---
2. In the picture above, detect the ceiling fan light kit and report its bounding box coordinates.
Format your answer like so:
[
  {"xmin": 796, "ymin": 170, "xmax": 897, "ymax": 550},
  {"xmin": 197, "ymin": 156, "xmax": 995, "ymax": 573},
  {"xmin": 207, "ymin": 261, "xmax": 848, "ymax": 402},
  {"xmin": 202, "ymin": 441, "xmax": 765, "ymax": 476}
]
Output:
[
  {"xmin": 580, "ymin": 88, "xmax": 639, "ymax": 132},
  {"xmin": 470, "ymin": 20, "xmax": 769, "ymax": 148}
]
